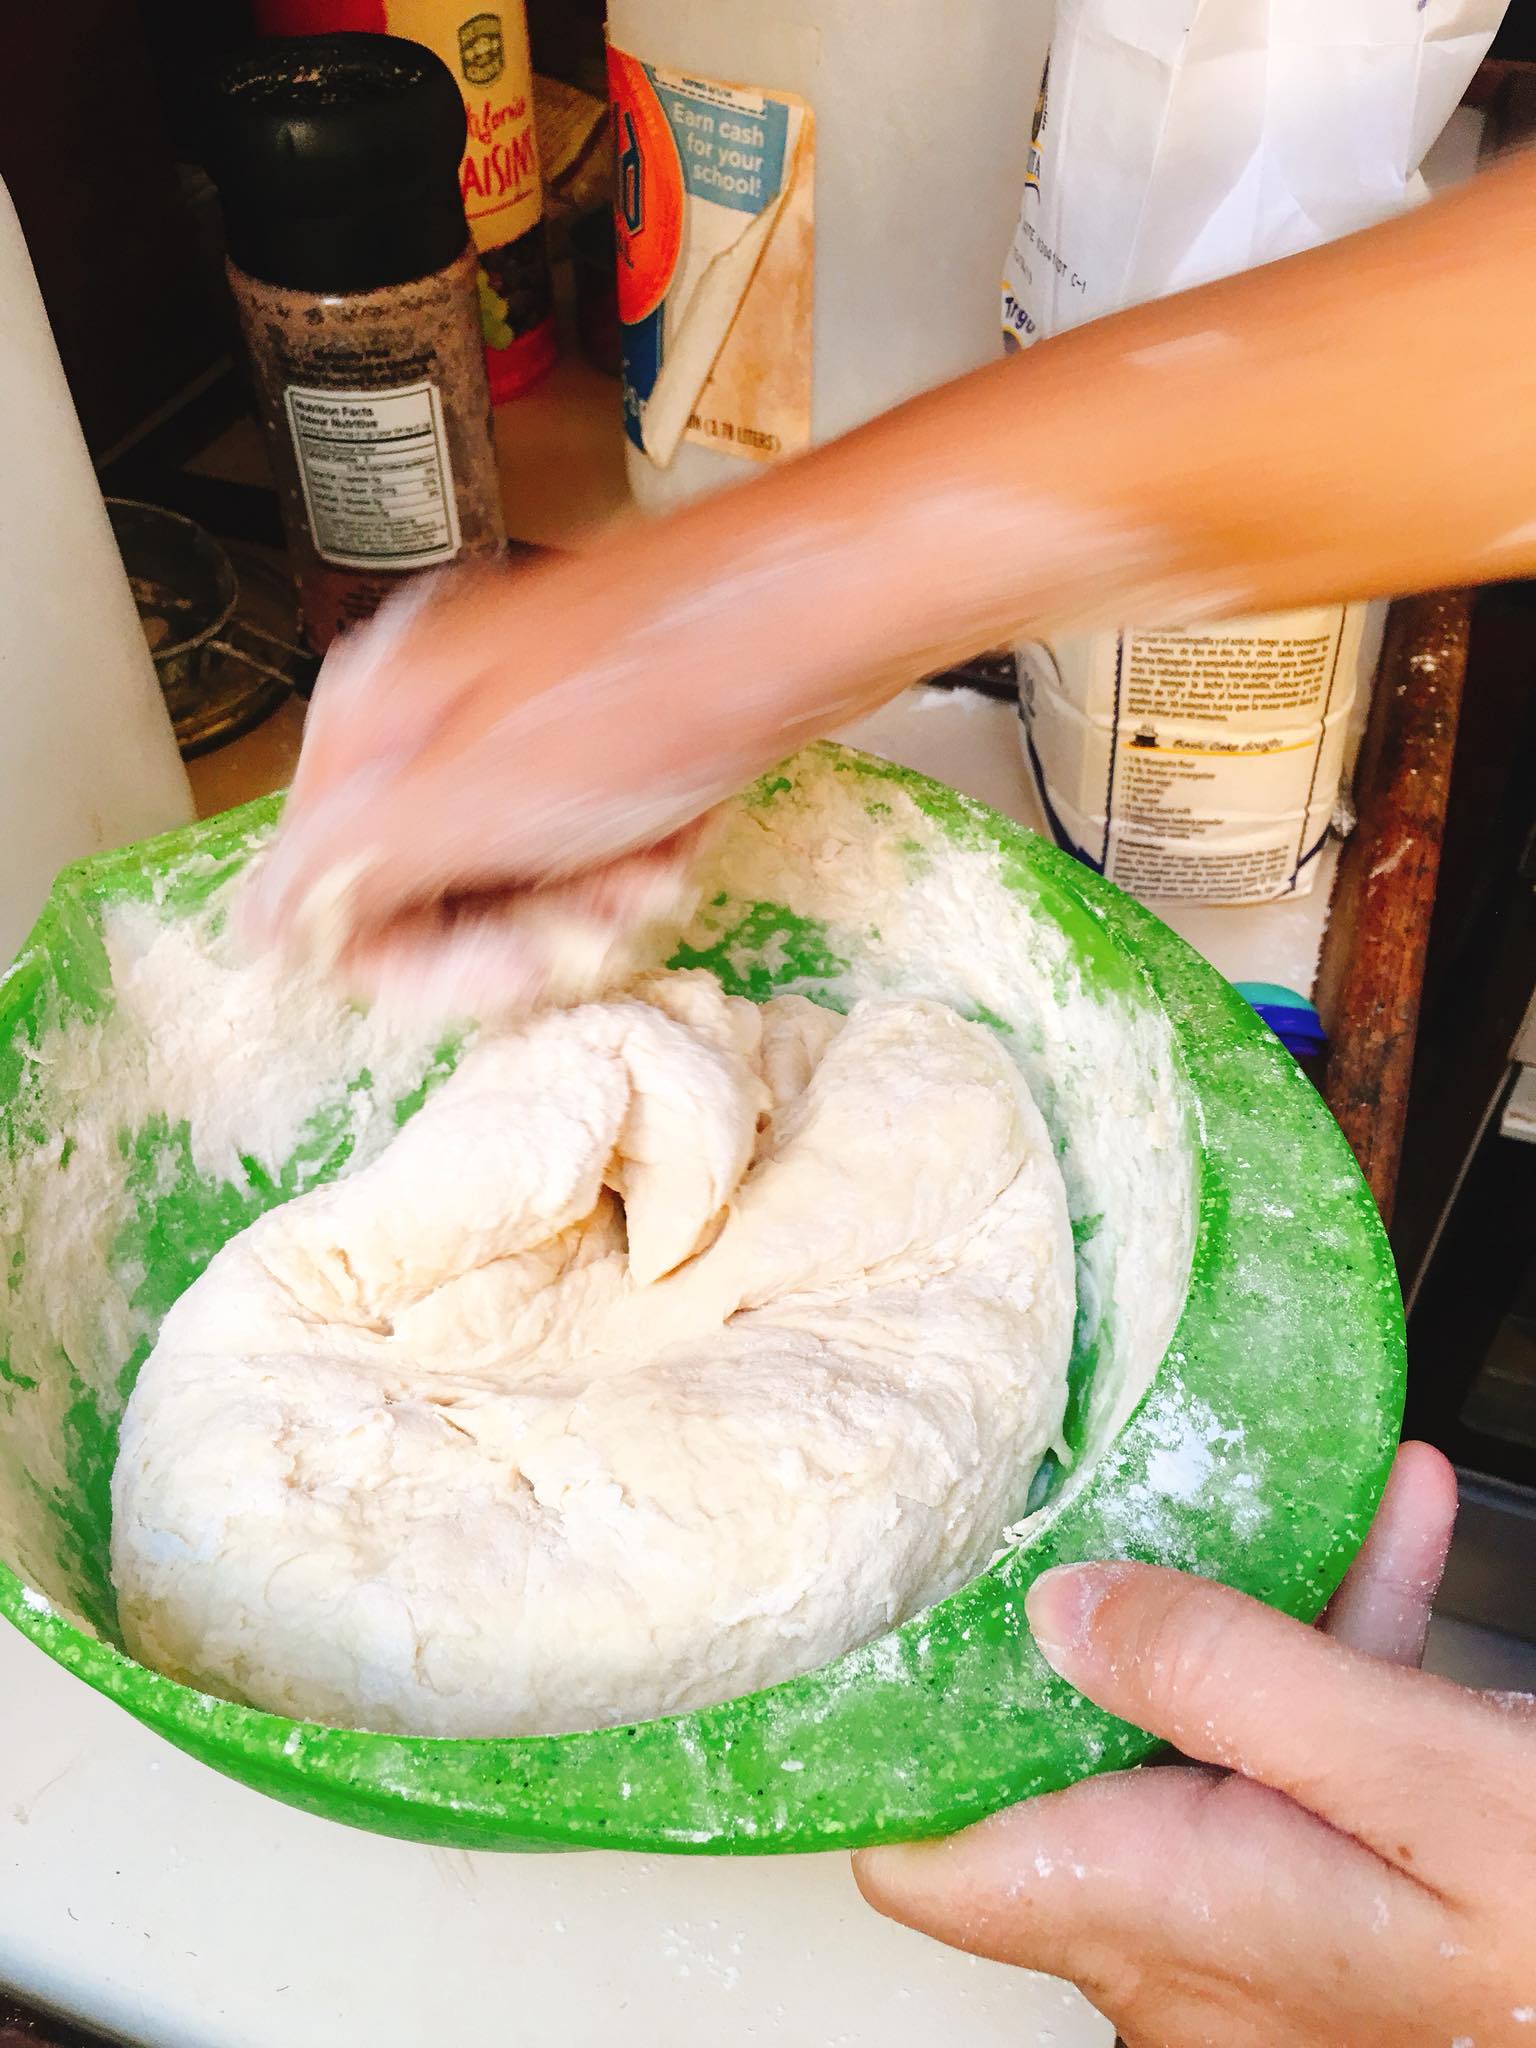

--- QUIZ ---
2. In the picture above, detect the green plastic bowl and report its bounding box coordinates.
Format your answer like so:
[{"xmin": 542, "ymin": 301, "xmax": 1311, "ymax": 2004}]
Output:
[{"xmin": 0, "ymin": 745, "xmax": 1403, "ymax": 1853}]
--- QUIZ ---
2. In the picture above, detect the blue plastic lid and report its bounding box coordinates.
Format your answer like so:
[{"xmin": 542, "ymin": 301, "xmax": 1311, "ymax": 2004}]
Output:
[{"xmin": 1232, "ymin": 982, "xmax": 1326, "ymax": 1059}]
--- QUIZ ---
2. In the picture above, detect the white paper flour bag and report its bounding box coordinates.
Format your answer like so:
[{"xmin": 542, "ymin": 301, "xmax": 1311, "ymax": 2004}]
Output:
[{"xmin": 1004, "ymin": 0, "xmax": 1505, "ymax": 902}]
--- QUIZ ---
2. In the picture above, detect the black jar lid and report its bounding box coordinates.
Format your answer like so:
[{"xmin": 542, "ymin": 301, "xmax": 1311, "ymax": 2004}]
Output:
[{"xmin": 207, "ymin": 34, "xmax": 469, "ymax": 294}]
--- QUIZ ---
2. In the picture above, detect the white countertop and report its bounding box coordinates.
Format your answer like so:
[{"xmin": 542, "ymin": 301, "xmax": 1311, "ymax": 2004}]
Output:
[{"xmin": 0, "ymin": 1624, "xmax": 1108, "ymax": 2048}]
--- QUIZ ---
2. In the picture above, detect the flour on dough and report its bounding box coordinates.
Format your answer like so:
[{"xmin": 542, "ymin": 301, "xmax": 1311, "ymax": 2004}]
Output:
[{"xmin": 110, "ymin": 973, "xmax": 1075, "ymax": 1738}]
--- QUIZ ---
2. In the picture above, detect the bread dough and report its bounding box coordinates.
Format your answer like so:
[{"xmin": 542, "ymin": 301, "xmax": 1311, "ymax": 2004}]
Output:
[{"xmin": 111, "ymin": 973, "xmax": 1075, "ymax": 1737}]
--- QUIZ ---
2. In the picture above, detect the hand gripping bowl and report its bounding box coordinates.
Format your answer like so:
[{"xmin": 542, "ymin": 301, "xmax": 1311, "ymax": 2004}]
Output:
[{"xmin": 0, "ymin": 745, "xmax": 1403, "ymax": 1854}]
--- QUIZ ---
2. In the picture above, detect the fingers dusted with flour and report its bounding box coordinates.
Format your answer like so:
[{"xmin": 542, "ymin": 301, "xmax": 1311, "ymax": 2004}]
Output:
[
  {"xmin": 1022, "ymin": 1559, "xmax": 1489, "ymax": 1881},
  {"xmin": 856, "ymin": 1766, "xmax": 1446, "ymax": 2048},
  {"xmin": 1319, "ymin": 1439, "xmax": 1458, "ymax": 1665},
  {"xmin": 856, "ymin": 1447, "xmax": 1536, "ymax": 2048},
  {"xmin": 282, "ymin": 822, "xmax": 719, "ymax": 1026}
]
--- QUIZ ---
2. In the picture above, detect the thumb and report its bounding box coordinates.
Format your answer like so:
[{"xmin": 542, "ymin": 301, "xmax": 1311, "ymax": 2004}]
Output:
[{"xmin": 1020, "ymin": 1557, "xmax": 1489, "ymax": 1892}]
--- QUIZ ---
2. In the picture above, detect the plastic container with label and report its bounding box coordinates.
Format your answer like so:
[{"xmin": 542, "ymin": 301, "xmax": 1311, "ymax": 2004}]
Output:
[
  {"xmin": 1003, "ymin": 0, "xmax": 1498, "ymax": 904},
  {"xmin": 207, "ymin": 35, "xmax": 507, "ymax": 653},
  {"xmin": 606, "ymin": 0, "xmax": 1053, "ymax": 511}
]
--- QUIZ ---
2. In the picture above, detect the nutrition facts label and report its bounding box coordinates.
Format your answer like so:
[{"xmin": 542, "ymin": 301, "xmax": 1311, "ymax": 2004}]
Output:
[{"xmin": 282, "ymin": 382, "xmax": 461, "ymax": 571}]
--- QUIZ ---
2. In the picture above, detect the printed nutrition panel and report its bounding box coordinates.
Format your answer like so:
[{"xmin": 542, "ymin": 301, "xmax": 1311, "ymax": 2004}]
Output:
[{"xmin": 283, "ymin": 383, "xmax": 462, "ymax": 571}]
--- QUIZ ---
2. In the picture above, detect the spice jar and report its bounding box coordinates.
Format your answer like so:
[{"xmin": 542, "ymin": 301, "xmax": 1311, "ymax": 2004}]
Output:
[
  {"xmin": 249, "ymin": 2, "xmax": 557, "ymax": 403},
  {"xmin": 208, "ymin": 35, "xmax": 507, "ymax": 652}
]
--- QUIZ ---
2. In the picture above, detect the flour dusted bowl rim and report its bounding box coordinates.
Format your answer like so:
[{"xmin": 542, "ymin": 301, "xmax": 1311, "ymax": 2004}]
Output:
[{"xmin": 0, "ymin": 745, "xmax": 1404, "ymax": 1852}]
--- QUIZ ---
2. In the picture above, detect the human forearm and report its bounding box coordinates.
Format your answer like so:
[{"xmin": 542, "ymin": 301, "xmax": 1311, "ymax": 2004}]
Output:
[
  {"xmin": 633, "ymin": 145, "xmax": 1536, "ymax": 763},
  {"xmin": 255, "ymin": 151, "xmax": 1536, "ymax": 993}
]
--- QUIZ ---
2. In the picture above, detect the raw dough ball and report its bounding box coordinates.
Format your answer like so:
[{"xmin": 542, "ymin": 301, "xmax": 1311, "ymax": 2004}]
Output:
[{"xmin": 111, "ymin": 974, "xmax": 1075, "ymax": 1737}]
